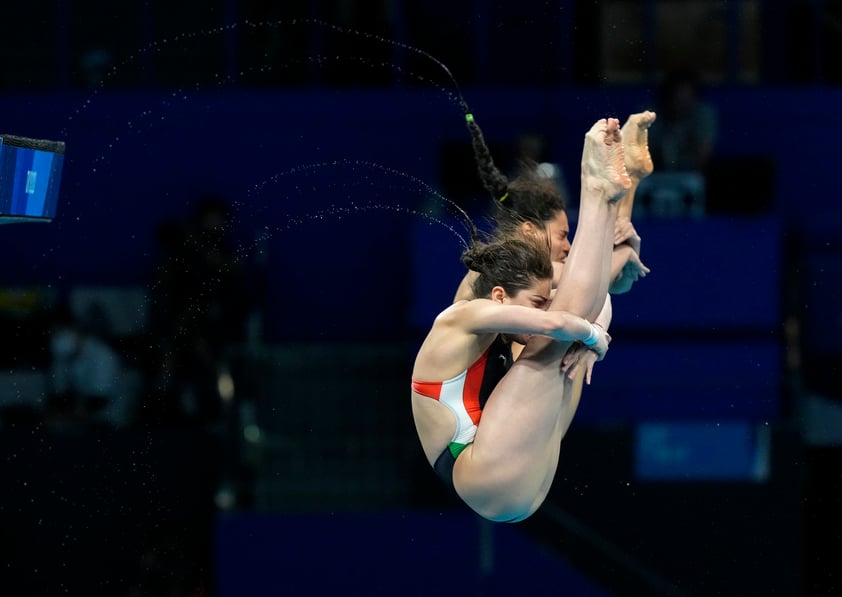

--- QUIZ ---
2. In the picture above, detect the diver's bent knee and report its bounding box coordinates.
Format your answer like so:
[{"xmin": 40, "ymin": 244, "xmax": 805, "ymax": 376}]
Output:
[{"xmin": 454, "ymin": 461, "xmax": 547, "ymax": 522}]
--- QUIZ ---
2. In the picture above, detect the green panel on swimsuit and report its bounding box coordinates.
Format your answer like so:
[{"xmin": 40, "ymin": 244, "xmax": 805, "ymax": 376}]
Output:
[{"xmin": 449, "ymin": 442, "xmax": 469, "ymax": 459}]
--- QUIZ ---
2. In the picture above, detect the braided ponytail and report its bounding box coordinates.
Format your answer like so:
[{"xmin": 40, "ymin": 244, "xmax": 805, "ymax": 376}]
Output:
[
  {"xmin": 465, "ymin": 115, "xmax": 509, "ymax": 202},
  {"xmin": 462, "ymin": 114, "xmax": 566, "ymax": 248}
]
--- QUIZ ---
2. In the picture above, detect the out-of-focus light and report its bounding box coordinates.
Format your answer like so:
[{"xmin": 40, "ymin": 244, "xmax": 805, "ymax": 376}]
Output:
[
  {"xmin": 218, "ymin": 371, "xmax": 235, "ymax": 402},
  {"xmin": 215, "ymin": 485, "xmax": 236, "ymax": 510},
  {"xmin": 243, "ymin": 424, "xmax": 261, "ymax": 444}
]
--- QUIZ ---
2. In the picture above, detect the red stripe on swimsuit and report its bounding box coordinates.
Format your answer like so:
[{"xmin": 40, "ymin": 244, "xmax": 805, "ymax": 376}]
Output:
[{"xmin": 411, "ymin": 346, "xmax": 491, "ymax": 443}]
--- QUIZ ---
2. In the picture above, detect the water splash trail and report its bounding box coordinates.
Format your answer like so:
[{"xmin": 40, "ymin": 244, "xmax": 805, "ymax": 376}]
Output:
[
  {"xmin": 253, "ymin": 202, "xmax": 468, "ymax": 250},
  {"xmin": 247, "ymin": 158, "xmax": 475, "ymax": 247},
  {"xmin": 61, "ymin": 17, "xmax": 473, "ymax": 140}
]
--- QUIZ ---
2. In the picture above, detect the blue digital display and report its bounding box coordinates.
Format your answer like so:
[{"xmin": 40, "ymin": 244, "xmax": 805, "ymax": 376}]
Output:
[
  {"xmin": 0, "ymin": 134, "xmax": 65, "ymax": 223},
  {"xmin": 635, "ymin": 421, "xmax": 770, "ymax": 482}
]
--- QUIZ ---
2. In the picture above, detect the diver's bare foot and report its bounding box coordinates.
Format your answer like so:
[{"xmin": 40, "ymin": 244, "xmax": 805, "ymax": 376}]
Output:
[
  {"xmin": 581, "ymin": 118, "xmax": 631, "ymax": 203},
  {"xmin": 621, "ymin": 111, "xmax": 656, "ymax": 180}
]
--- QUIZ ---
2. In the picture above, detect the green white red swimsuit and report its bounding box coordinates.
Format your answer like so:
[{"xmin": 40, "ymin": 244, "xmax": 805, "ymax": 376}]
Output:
[{"xmin": 411, "ymin": 334, "xmax": 513, "ymax": 491}]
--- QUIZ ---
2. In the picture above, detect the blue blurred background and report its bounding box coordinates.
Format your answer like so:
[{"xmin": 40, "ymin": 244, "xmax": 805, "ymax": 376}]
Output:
[{"xmin": 0, "ymin": 1, "xmax": 840, "ymax": 596}]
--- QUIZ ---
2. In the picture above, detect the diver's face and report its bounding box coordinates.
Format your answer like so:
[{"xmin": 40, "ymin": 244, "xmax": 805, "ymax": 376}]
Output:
[
  {"xmin": 502, "ymin": 278, "xmax": 552, "ymax": 345},
  {"xmin": 544, "ymin": 210, "xmax": 571, "ymax": 263},
  {"xmin": 504, "ymin": 279, "xmax": 551, "ymax": 310}
]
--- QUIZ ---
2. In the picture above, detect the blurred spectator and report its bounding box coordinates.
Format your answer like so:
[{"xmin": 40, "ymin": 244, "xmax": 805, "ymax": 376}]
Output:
[
  {"xmin": 147, "ymin": 194, "xmax": 249, "ymax": 428},
  {"xmin": 514, "ymin": 131, "xmax": 571, "ymax": 205},
  {"xmin": 648, "ymin": 67, "xmax": 718, "ymax": 174},
  {"xmin": 636, "ymin": 67, "xmax": 718, "ymax": 218},
  {"xmin": 46, "ymin": 302, "xmax": 132, "ymax": 428},
  {"xmin": 79, "ymin": 47, "xmax": 115, "ymax": 88}
]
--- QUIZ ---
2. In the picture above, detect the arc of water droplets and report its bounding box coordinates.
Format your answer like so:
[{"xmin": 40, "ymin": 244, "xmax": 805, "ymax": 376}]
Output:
[
  {"xmin": 61, "ymin": 23, "xmax": 239, "ymax": 137},
  {"xmin": 117, "ymin": 161, "xmax": 471, "ymax": 385},
  {"xmin": 277, "ymin": 18, "xmax": 472, "ymax": 115},
  {"xmin": 303, "ymin": 53, "xmax": 453, "ymax": 93},
  {"xmin": 57, "ymin": 21, "xmax": 476, "ymax": 395},
  {"xmin": 87, "ymin": 47, "xmax": 457, "ymax": 173},
  {"xmin": 63, "ymin": 17, "xmax": 472, "ymax": 137},
  {"xmin": 87, "ymin": 62, "xmax": 279, "ymax": 172},
  {"xmin": 254, "ymin": 203, "xmax": 467, "ymax": 249},
  {"xmin": 247, "ymin": 158, "xmax": 476, "ymax": 245}
]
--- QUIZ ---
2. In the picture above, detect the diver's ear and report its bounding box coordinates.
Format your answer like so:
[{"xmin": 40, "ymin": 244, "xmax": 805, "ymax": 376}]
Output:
[
  {"xmin": 520, "ymin": 221, "xmax": 537, "ymax": 236},
  {"xmin": 490, "ymin": 286, "xmax": 507, "ymax": 304}
]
